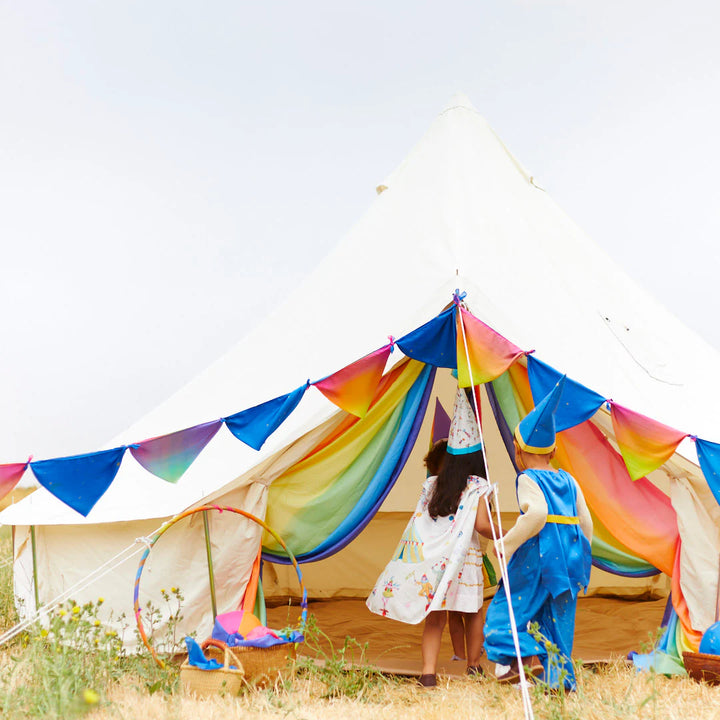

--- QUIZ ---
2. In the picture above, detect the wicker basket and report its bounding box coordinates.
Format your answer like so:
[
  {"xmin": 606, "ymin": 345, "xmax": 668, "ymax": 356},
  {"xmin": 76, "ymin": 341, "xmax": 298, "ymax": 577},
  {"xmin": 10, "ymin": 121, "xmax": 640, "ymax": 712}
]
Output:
[
  {"xmin": 204, "ymin": 637, "xmax": 297, "ymax": 688},
  {"xmin": 180, "ymin": 640, "xmax": 245, "ymax": 698},
  {"xmin": 683, "ymin": 651, "xmax": 720, "ymax": 685}
]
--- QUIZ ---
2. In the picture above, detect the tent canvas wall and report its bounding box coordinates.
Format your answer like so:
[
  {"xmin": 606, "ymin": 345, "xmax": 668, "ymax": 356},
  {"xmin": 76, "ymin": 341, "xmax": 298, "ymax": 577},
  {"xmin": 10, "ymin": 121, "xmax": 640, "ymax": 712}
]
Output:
[{"xmin": 2, "ymin": 96, "xmax": 719, "ymax": 666}]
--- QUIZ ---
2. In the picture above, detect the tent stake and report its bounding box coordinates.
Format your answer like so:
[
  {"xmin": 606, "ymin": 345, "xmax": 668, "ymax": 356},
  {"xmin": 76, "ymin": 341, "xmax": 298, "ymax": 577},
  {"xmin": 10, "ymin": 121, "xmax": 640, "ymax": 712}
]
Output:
[
  {"xmin": 202, "ymin": 511, "xmax": 218, "ymax": 621},
  {"xmin": 30, "ymin": 525, "xmax": 40, "ymax": 610}
]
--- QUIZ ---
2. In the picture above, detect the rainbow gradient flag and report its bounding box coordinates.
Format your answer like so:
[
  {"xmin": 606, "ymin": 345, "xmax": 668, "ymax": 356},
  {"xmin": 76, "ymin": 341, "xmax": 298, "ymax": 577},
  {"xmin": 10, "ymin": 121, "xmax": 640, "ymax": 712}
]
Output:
[
  {"xmin": 456, "ymin": 307, "xmax": 524, "ymax": 387},
  {"xmin": 130, "ymin": 420, "xmax": 223, "ymax": 483},
  {"xmin": 313, "ymin": 343, "xmax": 393, "ymax": 417},
  {"xmin": 0, "ymin": 460, "xmax": 30, "ymax": 502},
  {"xmin": 610, "ymin": 403, "xmax": 687, "ymax": 481}
]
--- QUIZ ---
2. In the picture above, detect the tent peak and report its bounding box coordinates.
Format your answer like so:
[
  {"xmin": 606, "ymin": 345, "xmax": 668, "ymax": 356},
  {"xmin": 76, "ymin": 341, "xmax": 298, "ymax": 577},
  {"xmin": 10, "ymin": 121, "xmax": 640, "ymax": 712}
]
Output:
[{"xmin": 441, "ymin": 92, "xmax": 480, "ymax": 115}]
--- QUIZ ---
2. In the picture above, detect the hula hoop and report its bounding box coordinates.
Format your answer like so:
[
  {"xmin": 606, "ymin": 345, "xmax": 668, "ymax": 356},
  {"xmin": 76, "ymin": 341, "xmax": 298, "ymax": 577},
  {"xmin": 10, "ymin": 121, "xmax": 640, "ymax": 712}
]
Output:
[{"xmin": 133, "ymin": 504, "xmax": 307, "ymax": 668}]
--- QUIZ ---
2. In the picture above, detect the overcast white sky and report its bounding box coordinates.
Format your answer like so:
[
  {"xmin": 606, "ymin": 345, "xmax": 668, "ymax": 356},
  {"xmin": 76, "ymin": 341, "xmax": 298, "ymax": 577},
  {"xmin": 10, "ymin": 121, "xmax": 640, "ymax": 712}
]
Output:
[{"xmin": 1, "ymin": 1, "xmax": 719, "ymax": 461}]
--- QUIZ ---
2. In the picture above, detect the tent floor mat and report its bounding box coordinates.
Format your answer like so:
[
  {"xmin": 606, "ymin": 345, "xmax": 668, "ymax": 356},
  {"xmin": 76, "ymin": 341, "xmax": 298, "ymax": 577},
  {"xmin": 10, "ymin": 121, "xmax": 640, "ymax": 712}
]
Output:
[{"xmin": 267, "ymin": 595, "xmax": 666, "ymax": 678}]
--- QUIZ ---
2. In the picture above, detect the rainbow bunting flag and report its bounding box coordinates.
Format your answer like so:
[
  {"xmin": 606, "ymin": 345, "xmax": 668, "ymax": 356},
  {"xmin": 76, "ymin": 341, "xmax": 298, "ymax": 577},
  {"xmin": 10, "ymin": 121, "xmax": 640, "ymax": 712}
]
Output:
[
  {"xmin": 0, "ymin": 460, "xmax": 30, "ymax": 502},
  {"xmin": 130, "ymin": 420, "xmax": 223, "ymax": 483},
  {"xmin": 610, "ymin": 403, "xmax": 687, "ymax": 481},
  {"xmin": 313, "ymin": 344, "xmax": 393, "ymax": 417},
  {"xmin": 456, "ymin": 307, "xmax": 524, "ymax": 387}
]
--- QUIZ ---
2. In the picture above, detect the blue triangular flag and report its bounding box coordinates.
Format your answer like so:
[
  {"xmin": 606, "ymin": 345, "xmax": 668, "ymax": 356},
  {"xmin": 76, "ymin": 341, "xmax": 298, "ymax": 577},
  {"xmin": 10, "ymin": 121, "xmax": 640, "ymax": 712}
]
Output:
[
  {"xmin": 396, "ymin": 306, "xmax": 457, "ymax": 368},
  {"xmin": 224, "ymin": 383, "xmax": 308, "ymax": 451},
  {"xmin": 527, "ymin": 355, "xmax": 605, "ymax": 432},
  {"xmin": 31, "ymin": 446, "xmax": 127, "ymax": 517},
  {"xmin": 696, "ymin": 438, "xmax": 720, "ymax": 508}
]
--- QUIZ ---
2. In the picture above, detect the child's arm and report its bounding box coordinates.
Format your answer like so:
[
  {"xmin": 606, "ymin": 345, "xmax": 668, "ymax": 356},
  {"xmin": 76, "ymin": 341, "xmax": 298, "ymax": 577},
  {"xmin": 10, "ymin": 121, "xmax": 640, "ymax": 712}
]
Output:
[
  {"xmin": 474, "ymin": 499, "xmax": 500, "ymax": 539},
  {"xmin": 497, "ymin": 474, "xmax": 547, "ymax": 560}
]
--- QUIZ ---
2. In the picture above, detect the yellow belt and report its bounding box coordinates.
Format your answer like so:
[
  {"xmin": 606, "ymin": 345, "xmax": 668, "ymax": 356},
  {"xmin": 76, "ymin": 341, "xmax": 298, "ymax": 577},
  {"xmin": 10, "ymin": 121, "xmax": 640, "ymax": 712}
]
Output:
[{"xmin": 546, "ymin": 514, "xmax": 579, "ymax": 525}]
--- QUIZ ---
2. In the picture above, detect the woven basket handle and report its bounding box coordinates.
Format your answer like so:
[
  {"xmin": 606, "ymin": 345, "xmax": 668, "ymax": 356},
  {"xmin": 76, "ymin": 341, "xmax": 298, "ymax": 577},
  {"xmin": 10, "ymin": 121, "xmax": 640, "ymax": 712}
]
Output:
[{"xmin": 202, "ymin": 638, "xmax": 245, "ymax": 674}]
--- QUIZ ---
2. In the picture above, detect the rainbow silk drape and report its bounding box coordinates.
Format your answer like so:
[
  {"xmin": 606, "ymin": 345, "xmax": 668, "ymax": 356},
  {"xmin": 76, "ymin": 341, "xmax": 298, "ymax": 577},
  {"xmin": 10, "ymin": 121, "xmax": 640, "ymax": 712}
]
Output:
[{"xmin": 262, "ymin": 359, "xmax": 435, "ymax": 563}]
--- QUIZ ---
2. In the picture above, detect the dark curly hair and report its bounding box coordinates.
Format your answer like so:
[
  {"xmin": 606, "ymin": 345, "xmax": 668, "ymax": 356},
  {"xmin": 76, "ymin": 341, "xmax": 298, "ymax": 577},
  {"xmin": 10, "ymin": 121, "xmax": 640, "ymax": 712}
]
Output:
[{"xmin": 428, "ymin": 450, "xmax": 487, "ymax": 519}]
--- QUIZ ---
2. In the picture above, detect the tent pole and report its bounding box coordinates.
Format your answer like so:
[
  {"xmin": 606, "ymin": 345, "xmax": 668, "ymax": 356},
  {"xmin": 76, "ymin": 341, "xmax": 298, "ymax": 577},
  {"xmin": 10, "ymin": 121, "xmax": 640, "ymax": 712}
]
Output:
[
  {"xmin": 202, "ymin": 511, "xmax": 218, "ymax": 621},
  {"xmin": 458, "ymin": 303, "xmax": 534, "ymax": 720},
  {"xmin": 30, "ymin": 525, "xmax": 40, "ymax": 610}
]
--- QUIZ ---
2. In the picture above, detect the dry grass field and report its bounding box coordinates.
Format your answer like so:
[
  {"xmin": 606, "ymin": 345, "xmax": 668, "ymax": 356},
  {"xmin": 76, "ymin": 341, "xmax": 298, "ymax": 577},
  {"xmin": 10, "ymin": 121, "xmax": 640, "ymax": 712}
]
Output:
[
  {"xmin": 76, "ymin": 661, "xmax": 720, "ymax": 720},
  {"xmin": 0, "ymin": 488, "xmax": 718, "ymax": 719}
]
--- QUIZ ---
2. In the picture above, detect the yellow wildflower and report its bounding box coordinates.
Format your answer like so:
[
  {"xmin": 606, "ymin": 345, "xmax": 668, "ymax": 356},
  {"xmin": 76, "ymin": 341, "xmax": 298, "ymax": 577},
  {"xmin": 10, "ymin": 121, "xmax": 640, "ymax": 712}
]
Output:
[{"xmin": 83, "ymin": 689, "xmax": 99, "ymax": 705}]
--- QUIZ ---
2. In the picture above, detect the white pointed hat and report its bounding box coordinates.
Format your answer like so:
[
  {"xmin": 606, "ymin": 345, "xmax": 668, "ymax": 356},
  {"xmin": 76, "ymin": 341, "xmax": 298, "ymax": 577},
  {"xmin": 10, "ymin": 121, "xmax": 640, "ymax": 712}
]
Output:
[{"xmin": 447, "ymin": 387, "xmax": 483, "ymax": 455}]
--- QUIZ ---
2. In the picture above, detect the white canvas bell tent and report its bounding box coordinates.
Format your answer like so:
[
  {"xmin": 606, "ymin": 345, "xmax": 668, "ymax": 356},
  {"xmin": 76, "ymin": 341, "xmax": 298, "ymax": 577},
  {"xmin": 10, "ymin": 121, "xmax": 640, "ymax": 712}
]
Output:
[{"xmin": 2, "ymin": 96, "xmax": 719, "ymax": 665}]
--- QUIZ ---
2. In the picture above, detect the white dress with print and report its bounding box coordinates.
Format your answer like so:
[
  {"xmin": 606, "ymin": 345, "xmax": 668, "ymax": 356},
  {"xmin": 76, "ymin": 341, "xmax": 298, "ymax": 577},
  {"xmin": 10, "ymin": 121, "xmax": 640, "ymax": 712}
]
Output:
[{"xmin": 366, "ymin": 474, "xmax": 491, "ymax": 624}]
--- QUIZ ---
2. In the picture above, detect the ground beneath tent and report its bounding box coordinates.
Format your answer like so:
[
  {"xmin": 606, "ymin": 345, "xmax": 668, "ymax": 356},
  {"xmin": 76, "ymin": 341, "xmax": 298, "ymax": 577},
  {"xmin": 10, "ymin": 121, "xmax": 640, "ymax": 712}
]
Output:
[{"xmin": 266, "ymin": 596, "xmax": 667, "ymax": 677}]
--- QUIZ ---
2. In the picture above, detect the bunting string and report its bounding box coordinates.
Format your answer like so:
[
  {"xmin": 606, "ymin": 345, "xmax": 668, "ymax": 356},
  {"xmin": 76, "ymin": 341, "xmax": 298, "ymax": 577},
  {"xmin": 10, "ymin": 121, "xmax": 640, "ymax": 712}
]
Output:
[{"xmin": 2, "ymin": 291, "xmax": 717, "ymax": 520}]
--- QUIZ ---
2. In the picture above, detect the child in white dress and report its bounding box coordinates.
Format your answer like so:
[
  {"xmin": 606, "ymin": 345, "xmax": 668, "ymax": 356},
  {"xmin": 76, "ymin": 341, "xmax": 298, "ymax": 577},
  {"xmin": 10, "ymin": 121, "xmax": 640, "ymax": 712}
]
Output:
[{"xmin": 367, "ymin": 388, "xmax": 498, "ymax": 686}]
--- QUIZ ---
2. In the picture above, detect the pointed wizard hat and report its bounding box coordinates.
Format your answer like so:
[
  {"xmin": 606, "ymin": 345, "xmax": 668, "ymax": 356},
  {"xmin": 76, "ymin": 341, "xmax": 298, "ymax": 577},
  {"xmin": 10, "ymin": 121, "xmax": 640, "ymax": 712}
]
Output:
[
  {"xmin": 514, "ymin": 375, "xmax": 567, "ymax": 454},
  {"xmin": 447, "ymin": 387, "xmax": 483, "ymax": 455}
]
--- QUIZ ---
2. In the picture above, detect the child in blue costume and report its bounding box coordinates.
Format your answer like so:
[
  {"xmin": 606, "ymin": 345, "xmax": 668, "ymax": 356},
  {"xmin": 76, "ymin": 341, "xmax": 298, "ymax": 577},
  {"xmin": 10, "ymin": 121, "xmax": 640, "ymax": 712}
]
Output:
[{"xmin": 484, "ymin": 377, "xmax": 593, "ymax": 689}]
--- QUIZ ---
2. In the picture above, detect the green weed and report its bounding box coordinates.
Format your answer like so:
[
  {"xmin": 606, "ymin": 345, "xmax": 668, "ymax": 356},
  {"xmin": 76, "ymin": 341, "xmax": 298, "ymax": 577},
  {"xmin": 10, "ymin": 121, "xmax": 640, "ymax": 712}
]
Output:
[{"xmin": 0, "ymin": 598, "xmax": 126, "ymax": 719}]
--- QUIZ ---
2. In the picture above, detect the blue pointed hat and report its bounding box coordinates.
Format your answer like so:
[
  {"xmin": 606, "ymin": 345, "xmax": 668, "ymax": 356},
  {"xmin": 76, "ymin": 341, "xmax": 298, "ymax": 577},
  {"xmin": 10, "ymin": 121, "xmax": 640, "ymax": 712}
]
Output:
[{"xmin": 514, "ymin": 376, "xmax": 566, "ymax": 454}]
